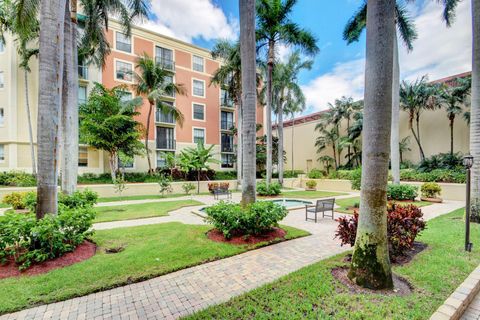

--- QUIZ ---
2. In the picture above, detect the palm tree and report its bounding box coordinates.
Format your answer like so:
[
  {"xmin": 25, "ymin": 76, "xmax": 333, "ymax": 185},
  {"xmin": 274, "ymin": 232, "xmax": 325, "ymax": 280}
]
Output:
[
  {"xmin": 134, "ymin": 54, "xmax": 186, "ymax": 173},
  {"xmin": 315, "ymin": 126, "xmax": 339, "ymax": 170},
  {"xmin": 348, "ymin": 0, "xmax": 396, "ymax": 290},
  {"xmin": 210, "ymin": 40, "xmax": 243, "ymax": 188},
  {"xmin": 344, "ymin": 1, "xmax": 417, "ymax": 184},
  {"xmin": 439, "ymin": 76, "xmax": 471, "ymax": 154},
  {"xmin": 256, "ymin": 0, "xmax": 318, "ymax": 186},
  {"xmin": 271, "ymin": 51, "xmax": 311, "ymax": 185},
  {"xmin": 239, "ymin": 0, "xmax": 257, "ymax": 206},
  {"xmin": 399, "ymin": 136, "xmax": 411, "ymax": 164},
  {"xmin": 178, "ymin": 144, "xmax": 218, "ymax": 194}
]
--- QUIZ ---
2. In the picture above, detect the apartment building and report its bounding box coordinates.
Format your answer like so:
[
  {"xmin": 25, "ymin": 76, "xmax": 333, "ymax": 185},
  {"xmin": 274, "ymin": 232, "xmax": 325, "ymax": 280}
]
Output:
[{"xmin": 0, "ymin": 19, "xmax": 265, "ymax": 174}]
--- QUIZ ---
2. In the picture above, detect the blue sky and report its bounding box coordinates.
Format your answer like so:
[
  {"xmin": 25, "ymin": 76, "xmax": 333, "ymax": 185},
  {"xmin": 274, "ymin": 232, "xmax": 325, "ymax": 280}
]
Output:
[{"xmin": 141, "ymin": 0, "xmax": 472, "ymax": 114}]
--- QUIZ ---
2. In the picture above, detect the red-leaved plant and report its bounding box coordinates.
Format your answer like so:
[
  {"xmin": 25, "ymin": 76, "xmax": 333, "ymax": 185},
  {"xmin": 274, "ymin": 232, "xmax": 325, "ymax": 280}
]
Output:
[{"xmin": 335, "ymin": 203, "xmax": 426, "ymax": 259}]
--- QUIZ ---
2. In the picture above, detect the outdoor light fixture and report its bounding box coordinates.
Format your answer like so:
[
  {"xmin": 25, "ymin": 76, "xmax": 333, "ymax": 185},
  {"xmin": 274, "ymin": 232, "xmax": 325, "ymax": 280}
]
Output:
[{"xmin": 464, "ymin": 154, "xmax": 474, "ymax": 252}]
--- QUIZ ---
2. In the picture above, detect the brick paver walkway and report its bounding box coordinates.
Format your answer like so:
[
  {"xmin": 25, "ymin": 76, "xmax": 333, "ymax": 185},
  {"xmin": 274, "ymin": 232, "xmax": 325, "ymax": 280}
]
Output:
[
  {"xmin": 0, "ymin": 199, "xmax": 463, "ymax": 320},
  {"xmin": 461, "ymin": 286, "xmax": 480, "ymax": 319}
]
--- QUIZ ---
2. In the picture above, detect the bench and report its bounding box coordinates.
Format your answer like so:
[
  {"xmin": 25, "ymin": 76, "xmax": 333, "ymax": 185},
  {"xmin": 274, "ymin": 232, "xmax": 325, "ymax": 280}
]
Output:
[
  {"xmin": 305, "ymin": 198, "xmax": 335, "ymax": 222},
  {"xmin": 213, "ymin": 188, "xmax": 232, "ymax": 200}
]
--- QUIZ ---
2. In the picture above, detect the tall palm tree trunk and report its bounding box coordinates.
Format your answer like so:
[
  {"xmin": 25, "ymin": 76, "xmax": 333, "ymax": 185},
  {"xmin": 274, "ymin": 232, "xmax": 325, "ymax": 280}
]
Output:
[
  {"xmin": 291, "ymin": 115, "xmax": 295, "ymax": 172},
  {"xmin": 348, "ymin": 0, "xmax": 395, "ymax": 290},
  {"xmin": 472, "ymin": 0, "xmax": 480, "ymax": 206},
  {"xmin": 36, "ymin": 0, "xmax": 67, "ymax": 218},
  {"xmin": 450, "ymin": 117, "xmax": 455, "ymax": 155},
  {"xmin": 265, "ymin": 41, "xmax": 274, "ymax": 186},
  {"xmin": 415, "ymin": 113, "xmax": 426, "ymax": 161},
  {"xmin": 24, "ymin": 70, "xmax": 36, "ymax": 176},
  {"xmin": 145, "ymin": 101, "xmax": 154, "ymax": 173},
  {"xmin": 239, "ymin": 0, "xmax": 257, "ymax": 206},
  {"xmin": 61, "ymin": 0, "xmax": 79, "ymax": 195},
  {"xmin": 237, "ymin": 100, "xmax": 243, "ymax": 190},
  {"xmin": 278, "ymin": 101, "xmax": 284, "ymax": 186},
  {"xmin": 391, "ymin": 32, "xmax": 400, "ymax": 184}
]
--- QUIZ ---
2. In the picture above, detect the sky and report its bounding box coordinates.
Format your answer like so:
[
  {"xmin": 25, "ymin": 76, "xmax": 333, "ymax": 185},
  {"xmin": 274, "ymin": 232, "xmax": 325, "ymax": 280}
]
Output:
[{"xmin": 139, "ymin": 0, "xmax": 472, "ymax": 115}]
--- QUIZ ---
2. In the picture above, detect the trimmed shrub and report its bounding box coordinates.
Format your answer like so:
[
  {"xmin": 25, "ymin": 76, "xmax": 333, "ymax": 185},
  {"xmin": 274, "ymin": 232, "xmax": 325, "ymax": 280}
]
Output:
[
  {"xmin": 205, "ymin": 201, "xmax": 288, "ymax": 239},
  {"xmin": 350, "ymin": 168, "xmax": 362, "ymax": 190},
  {"xmin": 335, "ymin": 203, "xmax": 426, "ymax": 258},
  {"xmin": 256, "ymin": 181, "xmax": 281, "ymax": 196},
  {"xmin": 420, "ymin": 182, "xmax": 442, "ymax": 198},
  {"xmin": 22, "ymin": 189, "xmax": 98, "ymax": 212},
  {"xmin": 0, "ymin": 171, "xmax": 36, "ymax": 187},
  {"xmin": 214, "ymin": 171, "xmax": 237, "ymax": 180},
  {"xmin": 307, "ymin": 169, "xmax": 324, "ymax": 179},
  {"xmin": 305, "ymin": 180, "xmax": 317, "ymax": 189},
  {"xmin": 3, "ymin": 192, "xmax": 28, "ymax": 209},
  {"xmin": 400, "ymin": 168, "xmax": 465, "ymax": 183},
  {"xmin": 387, "ymin": 184, "xmax": 418, "ymax": 201}
]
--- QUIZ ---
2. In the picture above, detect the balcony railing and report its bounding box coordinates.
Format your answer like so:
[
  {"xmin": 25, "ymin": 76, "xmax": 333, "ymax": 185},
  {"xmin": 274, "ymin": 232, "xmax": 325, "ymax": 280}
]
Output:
[
  {"xmin": 221, "ymin": 120, "xmax": 234, "ymax": 130},
  {"xmin": 221, "ymin": 144, "xmax": 234, "ymax": 153},
  {"xmin": 156, "ymin": 139, "xmax": 176, "ymax": 150},
  {"xmin": 220, "ymin": 97, "xmax": 234, "ymax": 108},
  {"xmin": 155, "ymin": 57, "xmax": 175, "ymax": 72},
  {"xmin": 156, "ymin": 111, "xmax": 175, "ymax": 124},
  {"xmin": 78, "ymin": 65, "xmax": 88, "ymax": 80}
]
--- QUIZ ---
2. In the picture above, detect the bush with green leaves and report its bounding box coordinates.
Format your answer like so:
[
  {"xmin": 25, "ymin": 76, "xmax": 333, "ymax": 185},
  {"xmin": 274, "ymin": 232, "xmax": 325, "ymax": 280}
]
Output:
[
  {"xmin": 400, "ymin": 168, "xmax": 465, "ymax": 183},
  {"xmin": 182, "ymin": 183, "xmax": 196, "ymax": 195},
  {"xmin": 205, "ymin": 201, "xmax": 288, "ymax": 239},
  {"xmin": 305, "ymin": 180, "xmax": 317, "ymax": 189},
  {"xmin": 417, "ymin": 152, "xmax": 463, "ymax": 172},
  {"xmin": 2, "ymin": 192, "xmax": 28, "ymax": 209},
  {"xmin": 0, "ymin": 171, "xmax": 36, "ymax": 187},
  {"xmin": 256, "ymin": 181, "xmax": 281, "ymax": 196},
  {"xmin": 0, "ymin": 206, "xmax": 95, "ymax": 270},
  {"xmin": 420, "ymin": 182, "xmax": 442, "ymax": 199},
  {"xmin": 387, "ymin": 184, "xmax": 418, "ymax": 201},
  {"xmin": 350, "ymin": 168, "xmax": 362, "ymax": 190},
  {"xmin": 307, "ymin": 169, "xmax": 323, "ymax": 179},
  {"xmin": 22, "ymin": 189, "xmax": 98, "ymax": 212}
]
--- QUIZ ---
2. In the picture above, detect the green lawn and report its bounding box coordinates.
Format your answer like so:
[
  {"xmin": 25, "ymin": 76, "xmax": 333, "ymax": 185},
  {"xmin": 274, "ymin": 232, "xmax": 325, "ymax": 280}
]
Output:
[
  {"xmin": 186, "ymin": 208, "xmax": 479, "ymax": 320},
  {"xmin": 262, "ymin": 190, "xmax": 347, "ymax": 199},
  {"xmin": 97, "ymin": 193, "xmax": 209, "ymax": 203},
  {"xmin": 0, "ymin": 222, "xmax": 309, "ymax": 315},
  {"xmin": 94, "ymin": 200, "xmax": 203, "ymax": 223},
  {"xmin": 335, "ymin": 196, "xmax": 432, "ymax": 214},
  {"xmin": 0, "ymin": 203, "xmax": 10, "ymax": 208}
]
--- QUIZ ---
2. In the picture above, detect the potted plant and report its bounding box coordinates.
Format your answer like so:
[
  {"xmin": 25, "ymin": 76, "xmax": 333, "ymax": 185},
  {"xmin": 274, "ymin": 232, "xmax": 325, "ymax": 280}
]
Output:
[
  {"xmin": 420, "ymin": 182, "xmax": 443, "ymax": 203},
  {"xmin": 305, "ymin": 180, "xmax": 317, "ymax": 191}
]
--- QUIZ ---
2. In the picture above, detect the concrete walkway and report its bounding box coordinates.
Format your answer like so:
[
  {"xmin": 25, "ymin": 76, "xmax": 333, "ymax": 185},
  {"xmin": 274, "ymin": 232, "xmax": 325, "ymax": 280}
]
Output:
[{"xmin": 0, "ymin": 198, "xmax": 463, "ymax": 320}]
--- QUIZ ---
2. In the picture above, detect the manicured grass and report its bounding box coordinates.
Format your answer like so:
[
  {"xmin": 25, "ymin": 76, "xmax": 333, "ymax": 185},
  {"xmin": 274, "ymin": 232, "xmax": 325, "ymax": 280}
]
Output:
[
  {"xmin": 97, "ymin": 193, "xmax": 209, "ymax": 203},
  {"xmin": 262, "ymin": 190, "xmax": 347, "ymax": 199},
  {"xmin": 0, "ymin": 203, "xmax": 10, "ymax": 208},
  {"xmin": 335, "ymin": 196, "xmax": 432, "ymax": 214},
  {"xmin": 186, "ymin": 208, "xmax": 480, "ymax": 320},
  {"xmin": 0, "ymin": 222, "xmax": 309, "ymax": 315},
  {"xmin": 94, "ymin": 200, "xmax": 203, "ymax": 223}
]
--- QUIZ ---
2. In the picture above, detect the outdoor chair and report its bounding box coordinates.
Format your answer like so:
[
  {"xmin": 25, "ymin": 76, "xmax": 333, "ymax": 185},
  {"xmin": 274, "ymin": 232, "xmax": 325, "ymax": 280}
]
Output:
[
  {"xmin": 305, "ymin": 198, "xmax": 335, "ymax": 222},
  {"xmin": 213, "ymin": 188, "xmax": 232, "ymax": 200}
]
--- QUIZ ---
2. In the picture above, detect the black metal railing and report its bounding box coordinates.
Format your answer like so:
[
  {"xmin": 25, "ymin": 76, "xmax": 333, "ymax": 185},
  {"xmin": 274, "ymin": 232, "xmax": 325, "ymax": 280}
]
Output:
[
  {"xmin": 221, "ymin": 120, "xmax": 234, "ymax": 130},
  {"xmin": 156, "ymin": 139, "xmax": 176, "ymax": 150}
]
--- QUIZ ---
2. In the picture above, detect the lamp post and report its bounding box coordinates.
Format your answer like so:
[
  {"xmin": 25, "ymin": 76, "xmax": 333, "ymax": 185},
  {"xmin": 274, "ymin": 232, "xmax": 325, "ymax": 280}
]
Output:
[{"xmin": 464, "ymin": 154, "xmax": 474, "ymax": 252}]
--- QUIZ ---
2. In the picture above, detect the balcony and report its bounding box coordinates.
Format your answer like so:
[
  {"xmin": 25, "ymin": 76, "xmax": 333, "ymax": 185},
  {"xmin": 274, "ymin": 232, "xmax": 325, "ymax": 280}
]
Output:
[
  {"xmin": 155, "ymin": 57, "xmax": 175, "ymax": 72},
  {"xmin": 78, "ymin": 65, "xmax": 88, "ymax": 80},
  {"xmin": 156, "ymin": 110, "xmax": 176, "ymax": 124},
  {"xmin": 156, "ymin": 138, "xmax": 176, "ymax": 150},
  {"xmin": 221, "ymin": 120, "xmax": 234, "ymax": 131}
]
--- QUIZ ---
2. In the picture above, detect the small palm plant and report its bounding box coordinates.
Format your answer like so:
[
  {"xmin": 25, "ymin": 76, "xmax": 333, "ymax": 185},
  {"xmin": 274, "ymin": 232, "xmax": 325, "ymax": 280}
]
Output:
[{"xmin": 178, "ymin": 144, "xmax": 219, "ymax": 194}]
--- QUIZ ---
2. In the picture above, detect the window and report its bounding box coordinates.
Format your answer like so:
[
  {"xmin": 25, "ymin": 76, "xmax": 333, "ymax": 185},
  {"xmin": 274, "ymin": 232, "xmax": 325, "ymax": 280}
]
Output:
[
  {"xmin": 0, "ymin": 144, "xmax": 4, "ymax": 161},
  {"xmin": 0, "ymin": 72, "xmax": 4, "ymax": 89},
  {"xmin": 221, "ymin": 154, "xmax": 234, "ymax": 168},
  {"xmin": 118, "ymin": 91, "xmax": 133, "ymax": 102},
  {"xmin": 192, "ymin": 79, "xmax": 205, "ymax": 97},
  {"xmin": 193, "ymin": 128, "xmax": 205, "ymax": 144},
  {"xmin": 155, "ymin": 46, "xmax": 174, "ymax": 71},
  {"xmin": 78, "ymin": 86, "xmax": 87, "ymax": 105},
  {"xmin": 0, "ymin": 108, "xmax": 4, "ymax": 127},
  {"xmin": 163, "ymin": 75, "xmax": 175, "ymax": 97},
  {"xmin": 221, "ymin": 111, "xmax": 234, "ymax": 130},
  {"xmin": 156, "ymin": 101, "xmax": 175, "ymax": 123},
  {"xmin": 221, "ymin": 133, "xmax": 234, "ymax": 153},
  {"xmin": 78, "ymin": 146, "xmax": 88, "ymax": 167},
  {"xmin": 220, "ymin": 89, "xmax": 233, "ymax": 107},
  {"xmin": 156, "ymin": 127, "xmax": 175, "ymax": 150},
  {"xmin": 193, "ymin": 103, "xmax": 205, "ymax": 120},
  {"xmin": 192, "ymin": 55, "xmax": 204, "ymax": 72},
  {"xmin": 156, "ymin": 151, "xmax": 174, "ymax": 168},
  {"xmin": 116, "ymin": 32, "xmax": 131, "ymax": 53},
  {"xmin": 0, "ymin": 39, "xmax": 4, "ymax": 53},
  {"xmin": 115, "ymin": 60, "xmax": 133, "ymax": 82}
]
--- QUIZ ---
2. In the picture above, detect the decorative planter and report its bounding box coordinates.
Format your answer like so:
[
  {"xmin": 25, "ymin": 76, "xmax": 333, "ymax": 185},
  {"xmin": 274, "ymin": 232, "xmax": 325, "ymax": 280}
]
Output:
[{"xmin": 421, "ymin": 197, "xmax": 443, "ymax": 203}]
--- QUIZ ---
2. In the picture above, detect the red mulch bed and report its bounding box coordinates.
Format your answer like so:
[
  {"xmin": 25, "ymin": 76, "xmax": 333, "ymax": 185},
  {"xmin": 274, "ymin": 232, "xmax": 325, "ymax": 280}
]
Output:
[
  {"xmin": 207, "ymin": 227, "xmax": 287, "ymax": 245},
  {"xmin": 0, "ymin": 241, "xmax": 96, "ymax": 279}
]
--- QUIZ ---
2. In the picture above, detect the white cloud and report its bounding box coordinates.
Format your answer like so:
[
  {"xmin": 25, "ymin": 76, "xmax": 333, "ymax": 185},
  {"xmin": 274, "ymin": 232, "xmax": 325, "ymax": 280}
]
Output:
[
  {"xmin": 301, "ymin": 0, "xmax": 471, "ymax": 112},
  {"xmin": 138, "ymin": 0, "xmax": 238, "ymax": 43}
]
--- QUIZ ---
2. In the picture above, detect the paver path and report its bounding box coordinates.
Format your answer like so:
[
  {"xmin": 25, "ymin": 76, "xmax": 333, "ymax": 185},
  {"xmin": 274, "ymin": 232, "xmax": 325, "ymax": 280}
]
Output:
[{"xmin": 0, "ymin": 200, "xmax": 463, "ymax": 320}]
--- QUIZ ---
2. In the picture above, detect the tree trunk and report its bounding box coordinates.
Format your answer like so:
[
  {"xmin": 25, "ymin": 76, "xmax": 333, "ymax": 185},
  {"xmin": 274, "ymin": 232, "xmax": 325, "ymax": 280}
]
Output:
[
  {"xmin": 145, "ymin": 101, "xmax": 154, "ymax": 173},
  {"xmin": 471, "ymin": 0, "xmax": 480, "ymax": 206},
  {"xmin": 415, "ymin": 113, "xmax": 426, "ymax": 161},
  {"xmin": 291, "ymin": 115, "xmax": 295, "ymax": 172},
  {"xmin": 24, "ymin": 70, "xmax": 36, "ymax": 176},
  {"xmin": 391, "ymin": 32, "xmax": 400, "ymax": 184},
  {"xmin": 36, "ymin": 0, "xmax": 67, "ymax": 218},
  {"xmin": 450, "ymin": 116, "xmax": 455, "ymax": 155},
  {"xmin": 278, "ymin": 101, "xmax": 284, "ymax": 186},
  {"xmin": 347, "ymin": 117, "xmax": 351, "ymax": 165},
  {"xmin": 237, "ymin": 98, "xmax": 243, "ymax": 190},
  {"xmin": 197, "ymin": 170, "xmax": 200, "ymax": 194},
  {"xmin": 349, "ymin": 0, "xmax": 395, "ymax": 290},
  {"xmin": 265, "ymin": 40, "xmax": 274, "ymax": 186},
  {"xmin": 108, "ymin": 152, "xmax": 118, "ymax": 181},
  {"xmin": 239, "ymin": 0, "xmax": 257, "ymax": 206},
  {"xmin": 61, "ymin": 0, "xmax": 78, "ymax": 195},
  {"xmin": 332, "ymin": 144, "xmax": 338, "ymax": 169}
]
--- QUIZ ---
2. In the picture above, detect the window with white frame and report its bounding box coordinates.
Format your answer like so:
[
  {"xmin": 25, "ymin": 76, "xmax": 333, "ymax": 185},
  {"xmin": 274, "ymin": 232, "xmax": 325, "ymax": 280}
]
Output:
[
  {"xmin": 119, "ymin": 91, "xmax": 133, "ymax": 102},
  {"xmin": 221, "ymin": 154, "xmax": 234, "ymax": 168},
  {"xmin": 0, "ymin": 72, "xmax": 4, "ymax": 89},
  {"xmin": 0, "ymin": 39, "xmax": 4, "ymax": 53},
  {"xmin": 192, "ymin": 55, "xmax": 204, "ymax": 72},
  {"xmin": 78, "ymin": 146, "xmax": 88, "ymax": 167},
  {"xmin": 156, "ymin": 151, "xmax": 174, "ymax": 168},
  {"xmin": 155, "ymin": 46, "xmax": 174, "ymax": 70},
  {"xmin": 78, "ymin": 85, "xmax": 87, "ymax": 105},
  {"xmin": 0, "ymin": 144, "xmax": 5, "ymax": 161},
  {"xmin": 0, "ymin": 108, "xmax": 4, "ymax": 126},
  {"xmin": 193, "ymin": 128, "xmax": 205, "ymax": 145},
  {"xmin": 193, "ymin": 103, "xmax": 205, "ymax": 120},
  {"xmin": 116, "ymin": 32, "xmax": 131, "ymax": 53},
  {"xmin": 115, "ymin": 61, "xmax": 133, "ymax": 82},
  {"xmin": 192, "ymin": 79, "xmax": 204, "ymax": 97}
]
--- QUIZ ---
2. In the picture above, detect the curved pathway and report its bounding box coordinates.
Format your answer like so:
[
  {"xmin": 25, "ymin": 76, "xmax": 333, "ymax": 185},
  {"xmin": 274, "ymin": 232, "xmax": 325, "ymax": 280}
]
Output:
[{"xmin": 0, "ymin": 197, "xmax": 462, "ymax": 320}]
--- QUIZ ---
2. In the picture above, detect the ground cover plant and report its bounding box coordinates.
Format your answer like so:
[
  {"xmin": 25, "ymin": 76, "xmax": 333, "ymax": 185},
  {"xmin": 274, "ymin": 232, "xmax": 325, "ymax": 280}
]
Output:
[
  {"xmin": 256, "ymin": 181, "xmax": 282, "ymax": 196},
  {"xmin": 94, "ymin": 200, "xmax": 203, "ymax": 223},
  {"xmin": 0, "ymin": 222, "xmax": 308, "ymax": 314},
  {"xmin": 186, "ymin": 208, "xmax": 478, "ymax": 320}
]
